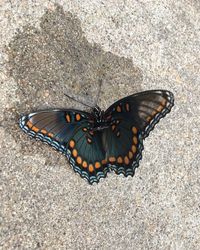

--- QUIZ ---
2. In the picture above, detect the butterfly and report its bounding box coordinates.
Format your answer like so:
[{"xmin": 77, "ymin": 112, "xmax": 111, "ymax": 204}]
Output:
[{"xmin": 19, "ymin": 90, "xmax": 174, "ymax": 184}]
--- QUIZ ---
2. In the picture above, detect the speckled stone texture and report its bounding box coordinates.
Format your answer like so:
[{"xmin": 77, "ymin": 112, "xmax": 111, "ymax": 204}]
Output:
[{"xmin": 0, "ymin": 1, "xmax": 199, "ymax": 249}]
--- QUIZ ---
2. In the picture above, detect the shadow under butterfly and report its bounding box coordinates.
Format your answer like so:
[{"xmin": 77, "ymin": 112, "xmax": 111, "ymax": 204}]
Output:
[{"xmin": 19, "ymin": 84, "xmax": 174, "ymax": 184}]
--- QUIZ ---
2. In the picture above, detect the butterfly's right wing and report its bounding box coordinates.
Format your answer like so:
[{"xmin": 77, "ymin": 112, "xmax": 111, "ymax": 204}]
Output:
[{"xmin": 102, "ymin": 90, "xmax": 174, "ymax": 176}]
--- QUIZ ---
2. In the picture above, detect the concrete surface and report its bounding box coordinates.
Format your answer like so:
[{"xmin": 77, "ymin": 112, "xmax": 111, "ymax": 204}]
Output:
[{"xmin": 0, "ymin": 1, "xmax": 199, "ymax": 249}]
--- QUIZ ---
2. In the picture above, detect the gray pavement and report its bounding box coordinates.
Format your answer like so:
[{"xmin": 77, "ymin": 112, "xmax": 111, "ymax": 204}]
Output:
[{"xmin": 0, "ymin": 1, "xmax": 199, "ymax": 249}]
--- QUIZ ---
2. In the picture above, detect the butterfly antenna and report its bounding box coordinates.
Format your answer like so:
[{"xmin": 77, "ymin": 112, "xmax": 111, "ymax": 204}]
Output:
[{"xmin": 64, "ymin": 93, "xmax": 94, "ymax": 109}]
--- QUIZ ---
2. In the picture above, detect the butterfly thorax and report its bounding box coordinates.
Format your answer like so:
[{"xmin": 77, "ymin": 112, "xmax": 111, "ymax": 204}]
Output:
[{"xmin": 91, "ymin": 106, "xmax": 111, "ymax": 131}]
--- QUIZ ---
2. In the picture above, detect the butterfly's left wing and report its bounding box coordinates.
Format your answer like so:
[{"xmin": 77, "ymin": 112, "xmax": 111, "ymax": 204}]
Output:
[
  {"xmin": 103, "ymin": 90, "xmax": 174, "ymax": 176},
  {"xmin": 19, "ymin": 109, "xmax": 108, "ymax": 184}
]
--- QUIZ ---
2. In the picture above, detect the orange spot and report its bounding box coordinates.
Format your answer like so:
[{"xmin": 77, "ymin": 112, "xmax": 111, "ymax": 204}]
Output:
[
  {"xmin": 146, "ymin": 116, "xmax": 151, "ymax": 122},
  {"xmin": 76, "ymin": 156, "xmax": 82, "ymax": 165},
  {"xmin": 32, "ymin": 126, "xmax": 39, "ymax": 133},
  {"xmin": 157, "ymin": 105, "xmax": 163, "ymax": 112},
  {"xmin": 89, "ymin": 131, "xmax": 94, "ymax": 136},
  {"xmin": 48, "ymin": 133, "xmax": 54, "ymax": 138},
  {"xmin": 87, "ymin": 138, "xmax": 92, "ymax": 144},
  {"xmin": 82, "ymin": 161, "xmax": 88, "ymax": 168},
  {"xmin": 41, "ymin": 129, "xmax": 47, "ymax": 134},
  {"xmin": 124, "ymin": 156, "xmax": 130, "ymax": 165},
  {"xmin": 161, "ymin": 99, "xmax": 167, "ymax": 106},
  {"xmin": 132, "ymin": 145, "xmax": 137, "ymax": 153},
  {"xmin": 95, "ymin": 162, "xmax": 101, "ymax": 169},
  {"xmin": 27, "ymin": 121, "xmax": 33, "ymax": 128},
  {"xmin": 89, "ymin": 164, "xmax": 94, "ymax": 172},
  {"xmin": 117, "ymin": 156, "xmax": 123, "ymax": 164},
  {"xmin": 126, "ymin": 103, "xmax": 130, "ymax": 112},
  {"xmin": 66, "ymin": 114, "xmax": 71, "ymax": 123},
  {"xmin": 82, "ymin": 128, "xmax": 87, "ymax": 132},
  {"xmin": 133, "ymin": 136, "xmax": 138, "ymax": 145},
  {"xmin": 72, "ymin": 149, "xmax": 78, "ymax": 157},
  {"xmin": 75, "ymin": 113, "xmax": 81, "ymax": 121},
  {"xmin": 112, "ymin": 125, "xmax": 116, "ymax": 131},
  {"xmin": 128, "ymin": 151, "xmax": 134, "ymax": 159},
  {"xmin": 152, "ymin": 110, "xmax": 157, "ymax": 116},
  {"xmin": 132, "ymin": 127, "xmax": 137, "ymax": 134},
  {"xmin": 69, "ymin": 140, "xmax": 75, "ymax": 148},
  {"xmin": 116, "ymin": 105, "xmax": 122, "ymax": 112},
  {"xmin": 117, "ymin": 131, "xmax": 120, "ymax": 137},
  {"xmin": 101, "ymin": 159, "xmax": 107, "ymax": 165},
  {"xmin": 109, "ymin": 157, "xmax": 116, "ymax": 163}
]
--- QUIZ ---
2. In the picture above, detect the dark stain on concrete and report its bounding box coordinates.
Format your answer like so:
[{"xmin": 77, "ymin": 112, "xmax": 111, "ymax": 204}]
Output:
[{"xmin": 5, "ymin": 4, "xmax": 142, "ymax": 161}]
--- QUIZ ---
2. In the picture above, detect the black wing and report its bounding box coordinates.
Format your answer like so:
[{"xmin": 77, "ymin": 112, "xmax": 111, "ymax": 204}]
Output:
[
  {"xmin": 19, "ymin": 109, "xmax": 108, "ymax": 184},
  {"xmin": 102, "ymin": 90, "xmax": 174, "ymax": 176}
]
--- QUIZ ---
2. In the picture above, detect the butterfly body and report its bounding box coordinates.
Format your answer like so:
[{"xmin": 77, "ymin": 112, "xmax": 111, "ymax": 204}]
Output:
[
  {"xmin": 86, "ymin": 106, "xmax": 110, "ymax": 131},
  {"xmin": 19, "ymin": 90, "xmax": 174, "ymax": 184}
]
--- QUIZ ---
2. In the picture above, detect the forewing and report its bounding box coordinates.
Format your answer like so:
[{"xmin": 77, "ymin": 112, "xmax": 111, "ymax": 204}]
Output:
[
  {"xmin": 105, "ymin": 90, "xmax": 174, "ymax": 138},
  {"xmin": 19, "ymin": 109, "xmax": 90, "ymax": 152}
]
